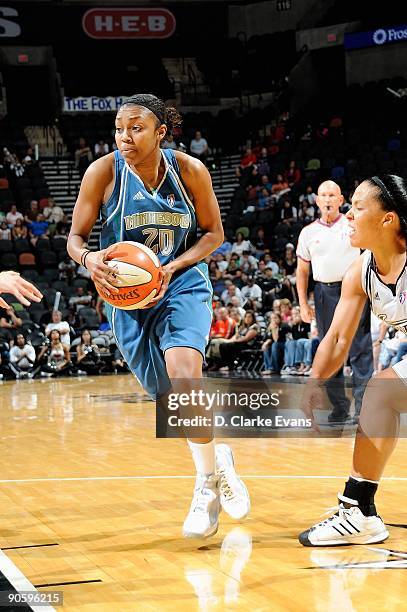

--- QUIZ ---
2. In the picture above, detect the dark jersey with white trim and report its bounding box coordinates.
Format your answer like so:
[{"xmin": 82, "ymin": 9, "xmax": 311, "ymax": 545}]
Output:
[
  {"xmin": 361, "ymin": 249, "xmax": 407, "ymax": 334},
  {"xmin": 100, "ymin": 149, "xmax": 196, "ymax": 266}
]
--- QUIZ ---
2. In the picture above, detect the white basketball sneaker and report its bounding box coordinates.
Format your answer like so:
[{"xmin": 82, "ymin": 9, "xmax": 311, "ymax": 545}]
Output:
[
  {"xmin": 183, "ymin": 474, "xmax": 220, "ymax": 539},
  {"xmin": 215, "ymin": 444, "xmax": 250, "ymax": 520},
  {"xmin": 299, "ymin": 495, "xmax": 389, "ymax": 546}
]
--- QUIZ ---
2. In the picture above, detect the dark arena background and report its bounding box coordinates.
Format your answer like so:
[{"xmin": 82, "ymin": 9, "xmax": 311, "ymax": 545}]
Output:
[{"xmin": 0, "ymin": 1, "xmax": 407, "ymax": 610}]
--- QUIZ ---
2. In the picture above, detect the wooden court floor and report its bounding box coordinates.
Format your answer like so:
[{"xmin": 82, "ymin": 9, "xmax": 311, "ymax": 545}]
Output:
[{"xmin": 0, "ymin": 373, "xmax": 407, "ymax": 611}]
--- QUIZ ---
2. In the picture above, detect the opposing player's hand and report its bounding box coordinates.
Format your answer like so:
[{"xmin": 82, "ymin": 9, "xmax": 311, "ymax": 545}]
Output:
[
  {"xmin": 301, "ymin": 379, "xmax": 323, "ymax": 433},
  {"xmin": 141, "ymin": 263, "xmax": 175, "ymax": 308},
  {"xmin": 300, "ymin": 303, "xmax": 315, "ymax": 323},
  {"xmin": 85, "ymin": 250, "xmax": 120, "ymax": 293},
  {"xmin": 0, "ymin": 271, "xmax": 43, "ymax": 308}
]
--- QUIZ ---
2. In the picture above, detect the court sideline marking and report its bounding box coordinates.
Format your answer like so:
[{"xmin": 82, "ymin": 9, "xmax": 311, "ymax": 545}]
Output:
[
  {"xmin": 0, "ymin": 475, "xmax": 406, "ymax": 483},
  {"xmin": 0, "ymin": 549, "xmax": 55, "ymax": 611}
]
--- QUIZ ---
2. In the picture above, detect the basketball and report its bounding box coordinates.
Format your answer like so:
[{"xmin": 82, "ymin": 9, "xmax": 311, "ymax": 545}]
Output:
[{"xmin": 95, "ymin": 241, "xmax": 163, "ymax": 310}]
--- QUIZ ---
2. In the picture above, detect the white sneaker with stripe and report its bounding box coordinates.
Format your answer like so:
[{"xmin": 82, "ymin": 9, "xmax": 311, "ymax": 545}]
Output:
[
  {"xmin": 299, "ymin": 495, "xmax": 389, "ymax": 546},
  {"xmin": 215, "ymin": 444, "xmax": 250, "ymax": 520}
]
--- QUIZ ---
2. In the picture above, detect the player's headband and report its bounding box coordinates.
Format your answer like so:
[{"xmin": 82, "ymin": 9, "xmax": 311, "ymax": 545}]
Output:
[
  {"xmin": 121, "ymin": 96, "xmax": 165, "ymax": 125},
  {"xmin": 370, "ymin": 176, "xmax": 394, "ymax": 208}
]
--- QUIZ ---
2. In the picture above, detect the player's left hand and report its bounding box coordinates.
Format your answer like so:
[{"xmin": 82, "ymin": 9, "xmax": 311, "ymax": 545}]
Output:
[
  {"xmin": 0, "ymin": 271, "xmax": 43, "ymax": 308},
  {"xmin": 301, "ymin": 379, "xmax": 323, "ymax": 433},
  {"xmin": 141, "ymin": 263, "xmax": 175, "ymax": 309}
]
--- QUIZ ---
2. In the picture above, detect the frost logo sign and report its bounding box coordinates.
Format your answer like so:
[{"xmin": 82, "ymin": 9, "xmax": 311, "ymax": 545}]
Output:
[
  {"xmin": 373, "ymin": 29, "xmax": 387, "ymax": 45},
  {"xmin": 345, "ymin": 24, "xmax": 407, "ymax": 50}
]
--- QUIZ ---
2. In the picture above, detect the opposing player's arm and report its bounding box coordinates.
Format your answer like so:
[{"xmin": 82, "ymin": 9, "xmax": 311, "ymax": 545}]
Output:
[
  {"xmin": 67, "ymin": 155, "xmax": 119, "ymax": 292},
  {"xmin": 311, "ymin": 256, "xmax": 367, "ymax": 380},
  {"xmin": 169, "ymin": 152, "xmax": 224, "ymax": 271}
]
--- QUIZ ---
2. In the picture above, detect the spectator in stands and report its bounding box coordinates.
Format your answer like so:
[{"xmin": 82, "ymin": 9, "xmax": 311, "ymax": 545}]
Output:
[
  {"xmin": 272, "ymin": 174, "xmax": 289, "ymax": 197},
  {"xmin": 206, "ymin": 307, "xmax": 237, "ymax": 368},
  {"xmin": 256, "ymin": 188, "xmax": 273, "ymax": 211},
  {"xmin": 112, "ymin": 348, "xmax": 128, "ymax": 374},
  {"xmin": 75, "ymin": 137, "xmax": 93, "ymax": 179},
  {"xmin": 284, "ymin": 160, "xmax": 301, "ymax": 187},
  {"xmin": 221, "ymin": 282, "xmax": 243, "ymax": 307},
  {"xmin": 38, "ymin": 329, "xmax": 71, "ymax": 378},
  {"xmin": 252, "ymin": 227, "xmax": 268, "ymax": 257},
  {"xmin": 261, "ymin": 313, "xmax": 290, "ymax": 375},
  {"xmin": 216, "ymin": 310, "xmax": 259, "ymax": 371},
  {"xmin": 236, "ymin": 147, "xmax": 257, "ymax": 183},
  {"xmin": 281, "ymin": 308, "xmax": 311, "ymax": 375},
  {"xmin": 45, "ymin": 310, "xmax": 70, "ymax": 347},
  {"xmin": 298, "ymin": 200, "xmax": 316, "ymax": 223},
  {"xmin": 8, "ymin": 333, "xmax": 36, "ymax": 379},
  {"xmin": 231, "ymin": 231, "xmax": 252, "ymax": 256},
  {"xmin": 239, "ymin": 251, "xmax": 258, "ymax": 274},
  {"xmin": 0, "ymin": 305, "xmax": 23, "ymax": 343},
  {"xmin": 299, "ymin": 184, "xmax": 317, "ymax": 207},
  {"xmin": 279, "ymin": 298, "xmax": 292, "ymax": 323},
  {"xmin": 75, "ymin": 329, "xmax": 101, "ymax": 374},
  {"xmin": 223, "ymin": 257, "xmax": 241, "ymax": 284},
  {"xmin": 0, "ymin": 222, "xmax": 11, "ymax": 240},
  {"xmin": 6, "ymin": 204, "xmax": 23, "ymax": 227},
  {"xmin": 241, "ymin": 276, "xmax": 262, "ymax": 309},
  {"xmin": 22, "ymin": 147, "xmax": 34, "ymax": 167},
  {"xmin": 58, "ymin": 255, "xmax": 76, "ymax": 282},
  {"xmin": 213, "ymin": 252, "xmax": 229, "ymax": 272},
  {"xmin": 28, "ymin": 213, "xmax": 49, "ymax": 246},
  {"xmin": 260, "ymin": 174, "xmax": 273, "ymax": 191},
  {"xmin": 94, "ymin": 140, "xmax": 109, "ymax": 159},
  {"xmin": 280, "ymin": 199, "xmax": 297, "ymax": 225},
  {"xmin": 210, "ymin": 307, "xmax": 236, "ymax": 340},
  {"xmin": 281, "ymin": 243, "xmax": 297, "ymax": 285},
  {"xmin": 161, "ymin": 134, "xmax": 177, "ymax": 150},
  {"xmin": 258, "ymin": 267, "xmax": 282, "ymax": 310},
  {"xmin": 190, "ymin": 131, "xmax": 209, "ymax": 162},
  {"xmin": 262, "ymin": 253, "xmax": 279, "ymax": 275},
  {"xmin": 68, "ymin": 286, "xmax": 92, "ymax": 313},
  {"xmin": 9, "ymin": 153, "xmax": 24, "ymax": 178},
  {"xmin": 24, "ymin": 200, "xmax": 39, "ymax": 223},
  {"xmin": 43, "ymin": 197, "xmax": 66, "ymax": 229},
  {"xmin": 256, "ymin": 148, "xmax": 270, "ymax": 176},
  {"xmin": 12, "ymin": 218, "xmax": 27, "ymax": 240}
]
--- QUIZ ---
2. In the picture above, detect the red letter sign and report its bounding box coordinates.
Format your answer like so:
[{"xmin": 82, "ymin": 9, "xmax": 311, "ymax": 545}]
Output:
[{"xmin": 82, "ymin": 8, "xmax": 176, "ymax": 39}]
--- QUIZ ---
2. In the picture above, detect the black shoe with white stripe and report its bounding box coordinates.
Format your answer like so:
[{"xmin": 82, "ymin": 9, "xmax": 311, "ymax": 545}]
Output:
[{"xmin": 299, "ymin": 495, "xmax": 389, "ymax": 547}]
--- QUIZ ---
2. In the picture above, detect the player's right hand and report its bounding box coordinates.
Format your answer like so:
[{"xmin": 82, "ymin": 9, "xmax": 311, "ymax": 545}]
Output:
[
  {"xmin": 0, "ymin": 271, "xmax": 43, "ymax": 308},
  {"xmin": 300, "ymin": 303, "xmax": 315, "ymax": 323},
  {"xmin": 85, "ymin": 250, "xmax": 120, "ymax": 293}
]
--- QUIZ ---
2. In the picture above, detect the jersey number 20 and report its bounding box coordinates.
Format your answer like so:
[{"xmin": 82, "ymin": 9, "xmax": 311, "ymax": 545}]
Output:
[{"xmin": 142, "ymin": 228, "xmax": 175, "ymax": 256}]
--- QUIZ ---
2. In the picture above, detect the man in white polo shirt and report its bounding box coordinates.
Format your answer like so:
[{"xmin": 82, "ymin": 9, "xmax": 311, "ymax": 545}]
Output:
[{"xmin": 296, "ymin": 180, "xmax": 373, "ymax": 423}]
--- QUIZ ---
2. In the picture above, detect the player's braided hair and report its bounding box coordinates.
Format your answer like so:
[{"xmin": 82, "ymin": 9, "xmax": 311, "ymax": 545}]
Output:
[
  {"xmin": 368, "ymin": 174, "xmax": 407, "ymax": 242},
  {"xmin": 120, "ymin": 93, "xmax": 182, "ymax": 140}
]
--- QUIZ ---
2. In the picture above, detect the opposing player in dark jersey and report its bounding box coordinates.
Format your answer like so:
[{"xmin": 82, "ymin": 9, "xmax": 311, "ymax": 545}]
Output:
[
  {"xmin": 67, "ymin": 94, "xmax": 250, "ymax": 539},
  {"xmin": 299, "ymin": 174, "xmax": 407, "ymax": 546}
]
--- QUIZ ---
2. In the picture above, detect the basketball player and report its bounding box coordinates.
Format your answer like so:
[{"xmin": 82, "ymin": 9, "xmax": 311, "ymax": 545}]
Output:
[
  {"xmin": 0, "ymin": 271, "xmax": 42, "ymax": 307},
  {"xmin": 67, "ymin": 94, "xmax": 250, "ymax": 538},
  {"xmin": 299, "ymin": 175, "xmax": 407, "ymax": 546}
]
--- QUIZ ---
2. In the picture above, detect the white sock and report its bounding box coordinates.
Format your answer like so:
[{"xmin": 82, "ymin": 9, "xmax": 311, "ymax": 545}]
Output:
[{"xmin": 188, "ymin": 439, "xmax": 216, "ymax": 476}]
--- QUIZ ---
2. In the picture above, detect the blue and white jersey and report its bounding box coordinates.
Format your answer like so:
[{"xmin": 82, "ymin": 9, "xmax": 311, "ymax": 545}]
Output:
[{"xmin": 100, "ymin": 149, "xmax": 196, "ymax": 266}]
